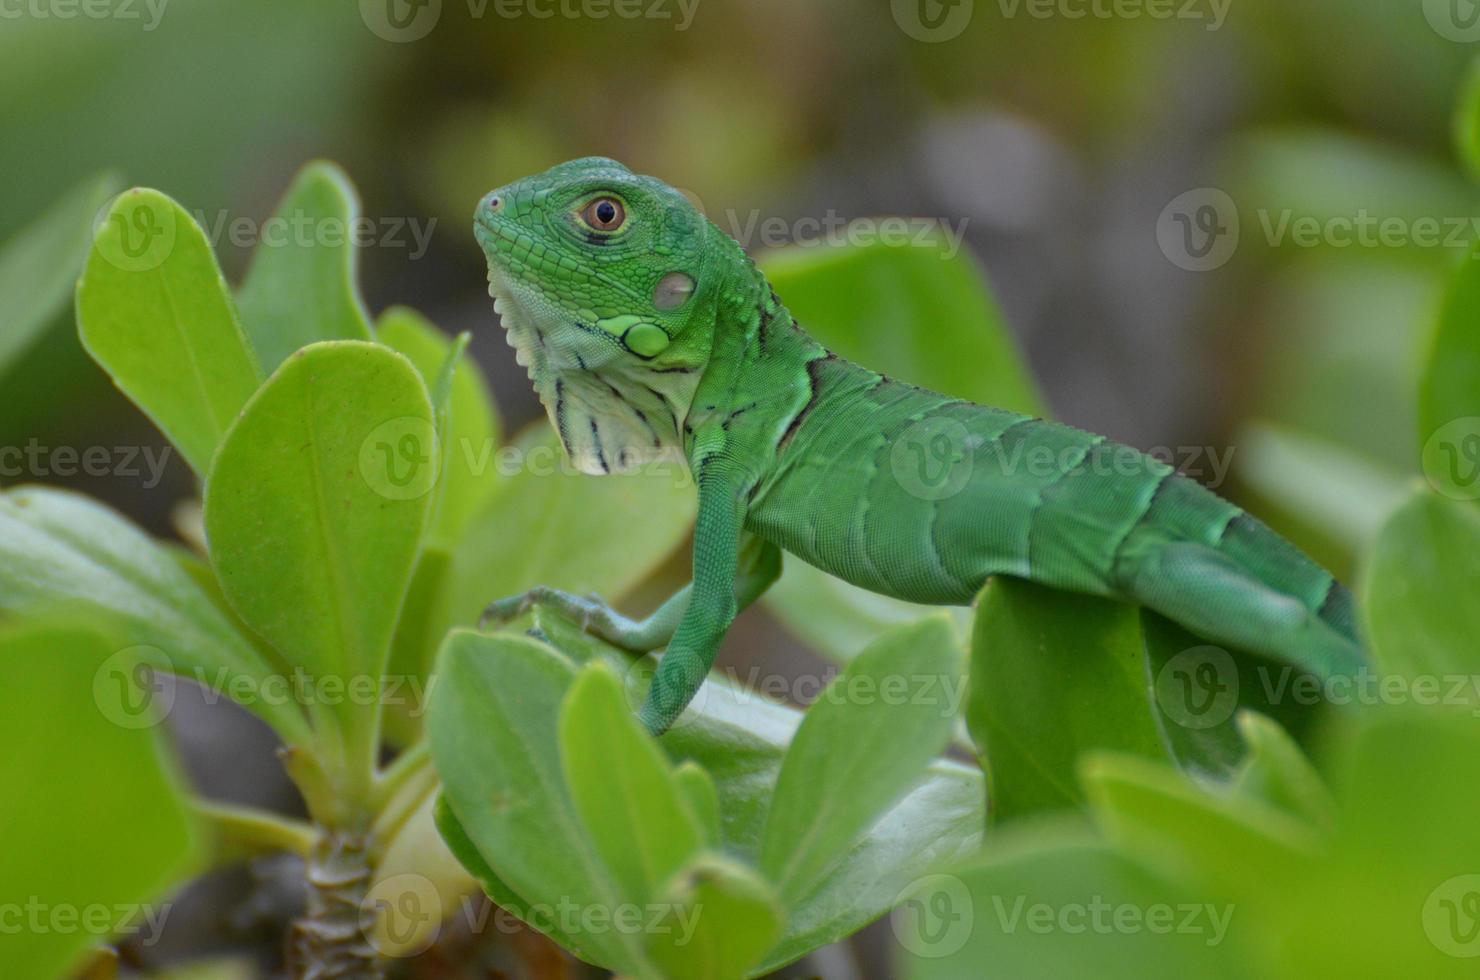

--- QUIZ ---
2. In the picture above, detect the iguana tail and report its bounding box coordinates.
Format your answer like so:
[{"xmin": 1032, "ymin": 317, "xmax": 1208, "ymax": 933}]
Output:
[{"xmin": 1111, "ymin": 471, "xmax": 1366, "ymax": 681}]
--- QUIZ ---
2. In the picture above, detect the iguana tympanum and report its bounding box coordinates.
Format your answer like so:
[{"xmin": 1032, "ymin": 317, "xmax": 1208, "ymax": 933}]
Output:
[{"xmin": 474, "ymin": 157, "xmax": 1364, "ymax": 734}]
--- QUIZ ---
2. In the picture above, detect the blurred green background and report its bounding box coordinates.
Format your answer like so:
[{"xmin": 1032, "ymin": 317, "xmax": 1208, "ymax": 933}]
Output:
[{"xmin": 2, "ymin": 0, "xmax": 1475, "ymax": 974}]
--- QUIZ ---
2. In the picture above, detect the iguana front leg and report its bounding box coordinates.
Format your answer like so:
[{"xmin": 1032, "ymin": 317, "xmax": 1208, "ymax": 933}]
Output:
[{"xmin": 481, "ymin": 526, "xmax": 780, "ymax": 658}]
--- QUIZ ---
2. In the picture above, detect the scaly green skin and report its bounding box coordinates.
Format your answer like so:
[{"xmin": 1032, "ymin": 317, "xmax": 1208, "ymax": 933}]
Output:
[{"xmin": 475, "ymin": 157, "xmax": 1365, "ymax": 734}]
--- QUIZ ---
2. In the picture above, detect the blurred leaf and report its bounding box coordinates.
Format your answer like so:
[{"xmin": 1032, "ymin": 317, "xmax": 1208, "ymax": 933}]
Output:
[
  {"xmin": 1455, "ymin": 54, "xmax": 1480, "ymax": 184},
  {"xmin": 427, "ymin": 630, "xmax": 649, "ymax": 972},
  {"xmin": 560, "ymin": 662, "xmax": 705, "ymax": 905},
  {"xmin": 1227, "ymin": 129, "xmax": 1476, "ymax": 265},
  {"xmin": 1230, "ymin": 712, "xmax": 1335, "ymax": 831},
  {"xmin": 0, "ymin": 486, "xmax": 310, "ymax": 745},
  {"xmin": 759, "ymin": 235, "xmax": 1044, "ymax": 415},
  {"xmin": 1364, "ymin": 488, "xmax": 1480, "ymax": 689},
  {"xmin": 1250, "ymin": 257, "xmax": 1432, "ymax": 474},
  {"xmin": 76, "ymin": 189, "xmax": 262, "ymax": 476},
  {"xmin": 0, "ymin": 172, "xmax": 117, "ymax": 375},
  {"xmin": 0, "ymin": 624, "xmax": 199, "ymax": 978},
  {"xmin": 758, "ymin": 235, "xmax": 1044, "ymax": 661},
  {"xmin": 674, "ymin": 761, "xmax": 722, "ymax": 848},
  {"xmin": 761, "ymin": 616, "xmax": 963, "ymax": 906},
  {"xmin": 901, "ymin": 827, "xmax": 1252, "ymax": 980},
  {"xmin": 764, "ymin": 559, "xmax": 969, "ymax": 664},
  {"xmin": 1265, "ymin": 712, "xmax": 1480, "ymax": 979},
  {"xmin": 1420, "ymin": 238, "xmax": 1480, "ymax": 464},
  {"xmin": 435, "ymin": 423, "xmax": 694, "ymax": 642},
  {"xmin": 378, "ymin": 306, "xmax": 501, "ymax": 543},
  {"xmin": 204, "ymin": 341, "xmax": 434, "ymax": 759},
  {"xmin": 645, "ymin": 854, "xmax": 783, "ymax": 980},
  {"xmin": 1235, "ymin": 422, "xmax": 1410, "ymax": 557},
  {"xmin": 968, "ymin": 578, "xmax": 1166, "ymax": 823},
  {"xmin": 234, "ymin": 161, "xmax": 372, "ymax": 374},
  {"xmin": 1081, "ymin": 752, "xmax": 1321, "ymax": 903}
]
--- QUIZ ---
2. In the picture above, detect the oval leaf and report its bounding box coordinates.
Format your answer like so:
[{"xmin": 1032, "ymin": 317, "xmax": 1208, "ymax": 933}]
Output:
[
  {"xmin": 760, "ymin": 615, "xmax": 964, "ymax": 906},
  {"xmin": 77, "ymin": 188, "xmax": 262, "ymax": 475},
  {"xmin": 234, "ymin": 161, "xmax": 373, "ymax": 374},
  {"xmin": 203, "ymin": 341, "xmax": 434, "ymax": 745}
]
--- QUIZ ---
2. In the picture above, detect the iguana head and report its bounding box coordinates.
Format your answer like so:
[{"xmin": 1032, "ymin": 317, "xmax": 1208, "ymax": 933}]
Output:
[{"xmin": 475, "ymin": 156, "xmax": 721, "ymax": 474}]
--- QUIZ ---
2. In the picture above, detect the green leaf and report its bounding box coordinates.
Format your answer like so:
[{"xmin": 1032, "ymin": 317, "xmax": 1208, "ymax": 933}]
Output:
[
  {"xmin": 1364, "ymin": 488, "xmax": 1480, "ymax": 689},
  {"xmin": 763, "ymin": 559, "xmax": 969, "ymax": 664},
  {"xmin": 378, "ymin": 306, "xmax": 501, "ymax": 543},
  {"xmin": 0, "ymin": 624, "xmax": 200, "ymax": 978},
  {"xmin": 559, "ymin": 662, "xmax": 705, "ymax": 905},
  {"xmin": 0, "ymin": 172, "xmax": 117, "ymax": 376},
  {"xmin": 383, "ymin": 544, "xmax": 453, "ymax": 746},
  {"xmin": 0, "ymin": 486, "xmax": 311, "ymax": 745},
  {"xmin": 760, "ymin": 615, "xmax": 964, "ymax": 907},
  {"xmin": 645, "ymin": 854, "xmax": 783, "ymax": 980},
  {"xmin": 759, "ymin": 234, "xmax": 1044, "ymax": 415},
  {"xmin": 759, "ymin": 235, "xmax": 1044, "ymax": 661},
  {"xmin": 234, "ymin": 161, "xmax": 373, "ymax": 374},
  {"xmin": 674, "ymin": 761, "xmax": 722, "ymax": 848},
  {"xmin": 440, "ymin": 614, "xmax": 986, "ymax": 975},
  {"xmin": 967, "ymin": 578, "xmax": 1166, "ymax": 822},
  {"xmin": 1454, "ymin": 53, "xmax": 1480, "ymax": 183},
  {"xmin": 900, "ymin": 828, "xmax": 1253, "ymax": 980},
  {"xmin": 1266, "ymin": 712, "xmax": 1480, "ymax": 979},
  {"xmin": 1233, "ymin": 422, "xmax": 1410, "ymax": 557},
  {"xmin": 203, "ymin": 341, "xmax": 435, "ymax": 765},
  {"xmin": 1140, "ymin": 612, "xmax": 1319, "ymax": 781},
  {"xmin": 1080, "ymin": 752, "xmax": 1322, "ymax": 902},
  {"xmin": 1230, "ymin": 712, "xmax": 1335, "ymax": 831},
  {"xmin": 76, "ymin": 188, "xmax": 263, "ymax": 476},
  {"xmin": 1419, "ymin": 237, "xmax": 1480, "ymax": 471},
  {"xmin": 427, "ymin": 630, "xmax": 652, "ymax": 973},
  {"xmin": 435, "ymin": 423, "xmax": 695, "ymax": 641}
]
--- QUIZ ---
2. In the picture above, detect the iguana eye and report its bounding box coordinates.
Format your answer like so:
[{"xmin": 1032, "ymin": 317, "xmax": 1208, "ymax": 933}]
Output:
[{"xmin": 582, "ymin": 197, "xmax": 626, "ymax": 232}]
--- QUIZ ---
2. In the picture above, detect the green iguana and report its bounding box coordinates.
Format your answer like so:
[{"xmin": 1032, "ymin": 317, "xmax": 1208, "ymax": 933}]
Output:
[{"xmin": 475, "ymin": 157, "xmax": 1365, "ymax": 735}]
